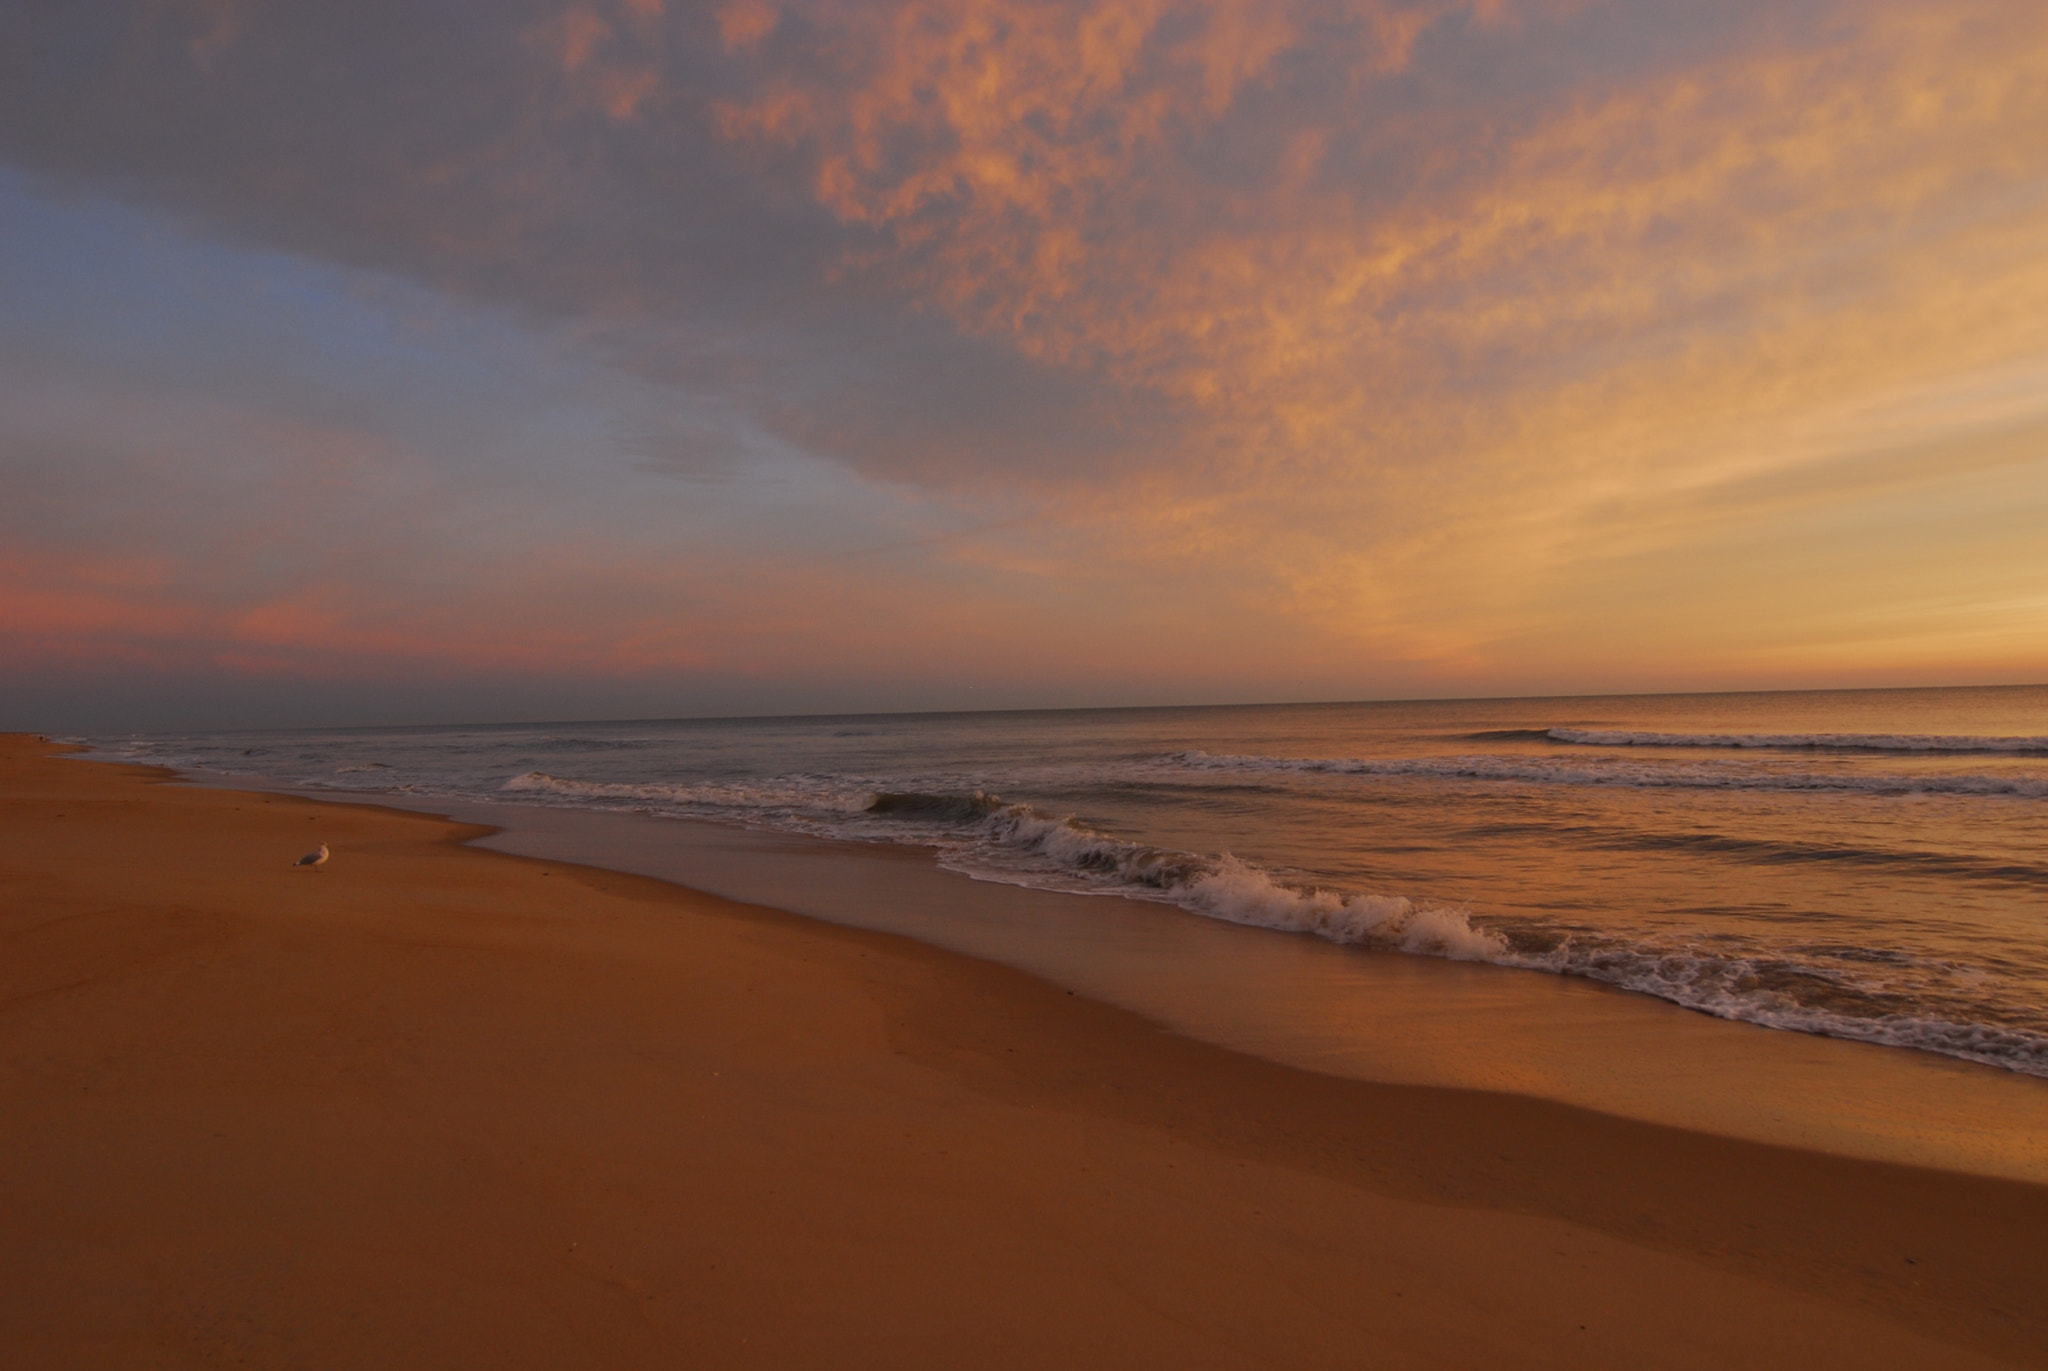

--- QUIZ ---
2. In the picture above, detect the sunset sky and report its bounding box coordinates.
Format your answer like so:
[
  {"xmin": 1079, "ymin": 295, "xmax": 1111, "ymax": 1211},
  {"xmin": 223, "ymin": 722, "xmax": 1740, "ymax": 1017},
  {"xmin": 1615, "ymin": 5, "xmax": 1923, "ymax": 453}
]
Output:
[{"xmin": 5, "ymin": 0, "xmax": 2047, "ymax": 729}]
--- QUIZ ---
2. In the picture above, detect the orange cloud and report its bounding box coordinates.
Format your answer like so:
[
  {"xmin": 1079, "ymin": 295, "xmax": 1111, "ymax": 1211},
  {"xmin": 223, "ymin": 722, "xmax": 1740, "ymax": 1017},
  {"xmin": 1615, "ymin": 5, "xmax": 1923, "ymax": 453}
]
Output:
[
  {"xmin": 712, "ymin": 0, "xmax": 2048, "ymax": 677},
  {"xmin": 532, "ymin": 2, "xmax": 666, "ymax": 121},
  {"xmin": 555, "ymin": 6, "xmax": 611, "ymax": 73},
  {"xmin": 718, "ymin": 0, "xmax": 779, "ymax": 50},
  {"xmin": 157, "ymin": 0, "xmax": 253, "ymax": 70}
]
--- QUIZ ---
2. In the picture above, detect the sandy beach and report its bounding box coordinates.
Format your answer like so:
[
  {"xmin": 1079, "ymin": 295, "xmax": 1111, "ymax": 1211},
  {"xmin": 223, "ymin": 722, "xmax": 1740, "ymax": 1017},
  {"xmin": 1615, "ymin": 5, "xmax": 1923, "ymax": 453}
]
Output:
[{"xmin": 2, "ymin": 735, "xmax": 2044, "ymax": 1369}]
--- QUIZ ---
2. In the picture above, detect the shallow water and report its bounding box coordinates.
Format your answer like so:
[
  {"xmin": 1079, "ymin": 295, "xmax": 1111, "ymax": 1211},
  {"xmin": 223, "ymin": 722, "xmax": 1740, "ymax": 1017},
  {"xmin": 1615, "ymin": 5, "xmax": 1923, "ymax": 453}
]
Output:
[{"xmin": 92, "ymin": 684, "xmax": 2048, "ymax": 1077}]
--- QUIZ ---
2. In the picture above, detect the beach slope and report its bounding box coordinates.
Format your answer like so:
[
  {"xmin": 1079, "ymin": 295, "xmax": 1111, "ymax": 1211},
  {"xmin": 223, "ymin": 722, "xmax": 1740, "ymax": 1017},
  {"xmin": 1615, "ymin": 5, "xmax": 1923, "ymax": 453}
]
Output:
[{"xmin": 1, "ymin": 735, "xmax": 2043, "ymax": 1368}]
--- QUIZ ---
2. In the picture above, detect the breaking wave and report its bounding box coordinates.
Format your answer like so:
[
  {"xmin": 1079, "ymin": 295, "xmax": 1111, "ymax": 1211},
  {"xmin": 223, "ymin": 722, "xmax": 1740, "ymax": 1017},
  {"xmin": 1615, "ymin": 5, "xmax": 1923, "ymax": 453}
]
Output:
[
  {"xmin": 1489, "ymin": 939, "xmax": 2048, "ymax": 1077},
  {"xmin": 865, "ymin": 790, "xmax": 1010, "ymax": 822},
  {"xmin": 859, "ymin": 789, "xmax": 1520, "ymax": 962},
  {"xmin": 974, "ymin": 803, "xmax": 2048, "ymax": 1074},
  {"xmin": 862, "ymin": 787, "xmax": 2048, "ymax": 1076},
  {"xmin": 917, "ymin": 778, "xmax": 2048, "ymax": 1065}
]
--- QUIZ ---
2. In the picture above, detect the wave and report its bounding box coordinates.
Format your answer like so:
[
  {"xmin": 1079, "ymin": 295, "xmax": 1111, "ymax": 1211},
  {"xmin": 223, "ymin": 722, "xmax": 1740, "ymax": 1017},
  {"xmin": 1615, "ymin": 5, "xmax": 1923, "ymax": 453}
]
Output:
[
  {"xmin": 853, "ymin": 787, "xmax": 2048, "ymax": 1076},
  {"xmin": 1445, "ymin": 818, "xmax": 2048, "ymax": 884},
  {"xmin": 1547, "ymin": 727, "xmax": 2048, "ymax": 754},
  {"xmin": 535, "ymin": 735, "xmax": 655, "ymax": 752},
  {"xmin": 500, "ymin": 769, "xmax": 878, "ymax": 819},
  {"xmin": 1490, "ymin": 939, "xmax": 2048, "ymax": 1076},
  {"xmin": 1592, "ymin": 829, "xmax": 2048, "ymax": 883},
  {"xmin": 865, "ymin": 790, "xmax": 1010, "ymax": 822},
  {"xmin": 1159, "ymin": 750, "xmax": 2048, "ymax": 798},
  {"xmin": 893, "ymin": 792, "xmax": 1513, "ymax": 961}
]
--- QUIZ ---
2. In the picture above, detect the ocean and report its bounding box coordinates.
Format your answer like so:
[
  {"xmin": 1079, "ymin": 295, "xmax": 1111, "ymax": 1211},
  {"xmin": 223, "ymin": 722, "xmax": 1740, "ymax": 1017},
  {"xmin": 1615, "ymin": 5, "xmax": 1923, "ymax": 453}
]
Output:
[{"xmin": 91, "ymin": 684, "xmax": 2048, "ymax": 1079}]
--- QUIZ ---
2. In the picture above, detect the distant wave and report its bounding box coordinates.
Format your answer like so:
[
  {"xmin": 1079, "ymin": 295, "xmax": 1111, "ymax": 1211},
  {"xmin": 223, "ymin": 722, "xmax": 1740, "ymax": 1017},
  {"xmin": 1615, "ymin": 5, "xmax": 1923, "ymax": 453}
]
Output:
[
  {"xmin": 501, "ymin": 769, "xmax": 877, "ymax": 819},
  {"xmin": 1592, "ymin": 828, "xmax": 2048, "ymax": 883},
  {"xmin": 1159, "ymin": 750, "xmax": 2048, "ymax": 798},
  {"xmin": 1546, "ymin": 727, "xmax": 2048, "ymax": 754},
  {"xmin": 1473, "ymin": 822, "xmax": 2048, "ymax": 884},
  {"xmin": 536, "ymin": 735, "xmax": 655, "ymax": 752}
]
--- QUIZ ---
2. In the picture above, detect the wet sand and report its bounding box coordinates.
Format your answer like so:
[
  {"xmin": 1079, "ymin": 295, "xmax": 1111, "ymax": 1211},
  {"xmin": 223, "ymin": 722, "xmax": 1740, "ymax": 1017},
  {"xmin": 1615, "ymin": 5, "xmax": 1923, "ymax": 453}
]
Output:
[
  {"xmin": 3, "ymin": 735, "xmax": 2045, "ymax": 1368},
  {"xmin": 440, "ymin": 798, "xmax": 2048, "ymax": 1183}
]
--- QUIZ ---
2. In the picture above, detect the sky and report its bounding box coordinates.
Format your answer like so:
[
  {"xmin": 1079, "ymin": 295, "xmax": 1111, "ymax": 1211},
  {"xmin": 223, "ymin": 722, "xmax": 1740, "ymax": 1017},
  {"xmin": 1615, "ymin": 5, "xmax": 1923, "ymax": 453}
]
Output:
[{"xmin": 4, "ymin": 0, "xmax": 2047, "ymax": 730}]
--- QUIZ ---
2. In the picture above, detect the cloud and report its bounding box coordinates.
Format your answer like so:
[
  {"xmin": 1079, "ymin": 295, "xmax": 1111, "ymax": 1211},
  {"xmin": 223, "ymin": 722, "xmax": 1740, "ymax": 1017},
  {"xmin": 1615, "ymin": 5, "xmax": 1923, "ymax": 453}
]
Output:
[
  {"xmin": 5, "ymin": 0, "xmax": 2048, "ymax": 719},
  {"xmin": 703, "ymin": 0, "xmax": 2048, "ymax": 667}
]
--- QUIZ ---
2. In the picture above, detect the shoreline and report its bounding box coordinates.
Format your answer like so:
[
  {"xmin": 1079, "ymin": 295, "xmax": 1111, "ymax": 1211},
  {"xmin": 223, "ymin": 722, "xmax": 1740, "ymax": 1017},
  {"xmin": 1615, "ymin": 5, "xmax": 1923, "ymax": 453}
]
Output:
[
  {"xmin": 4, "ymin": 734, "xmax": 2046, "ymax": 1366},
  {"xmin": 140, "ymin": 748, "xmax": 2048, "ymax": 1185}
]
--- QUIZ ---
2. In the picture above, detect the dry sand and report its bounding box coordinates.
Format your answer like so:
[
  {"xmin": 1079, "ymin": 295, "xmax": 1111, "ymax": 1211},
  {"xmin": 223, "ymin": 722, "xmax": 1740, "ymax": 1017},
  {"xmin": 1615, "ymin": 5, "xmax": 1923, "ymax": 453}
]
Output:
[{"xmin": 2, "ymin": 735, "xmax": 2044, "ymax": 1368}]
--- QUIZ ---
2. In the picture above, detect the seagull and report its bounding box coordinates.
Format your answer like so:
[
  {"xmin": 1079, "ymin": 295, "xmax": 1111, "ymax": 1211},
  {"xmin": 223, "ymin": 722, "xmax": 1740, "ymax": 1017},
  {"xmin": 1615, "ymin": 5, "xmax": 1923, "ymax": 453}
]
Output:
[{"xmin": 294, "ymin": 842, "xmax": 330, "ymax": 869}]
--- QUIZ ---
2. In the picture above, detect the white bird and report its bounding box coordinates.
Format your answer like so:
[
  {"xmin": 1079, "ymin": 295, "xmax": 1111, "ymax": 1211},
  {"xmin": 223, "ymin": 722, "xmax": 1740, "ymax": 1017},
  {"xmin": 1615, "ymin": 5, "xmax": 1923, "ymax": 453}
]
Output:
[{"xmin": 294, "ymin": 842, "xmax": 330, "ymax": 869}]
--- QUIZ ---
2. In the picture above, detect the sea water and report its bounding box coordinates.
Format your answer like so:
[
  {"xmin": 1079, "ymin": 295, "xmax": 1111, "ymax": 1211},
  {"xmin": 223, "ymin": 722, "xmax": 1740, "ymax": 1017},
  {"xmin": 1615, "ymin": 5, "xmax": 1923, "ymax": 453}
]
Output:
[{"xmin": 93, "ymin": 685, "xmax": 2048, "ymax": 1078}]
